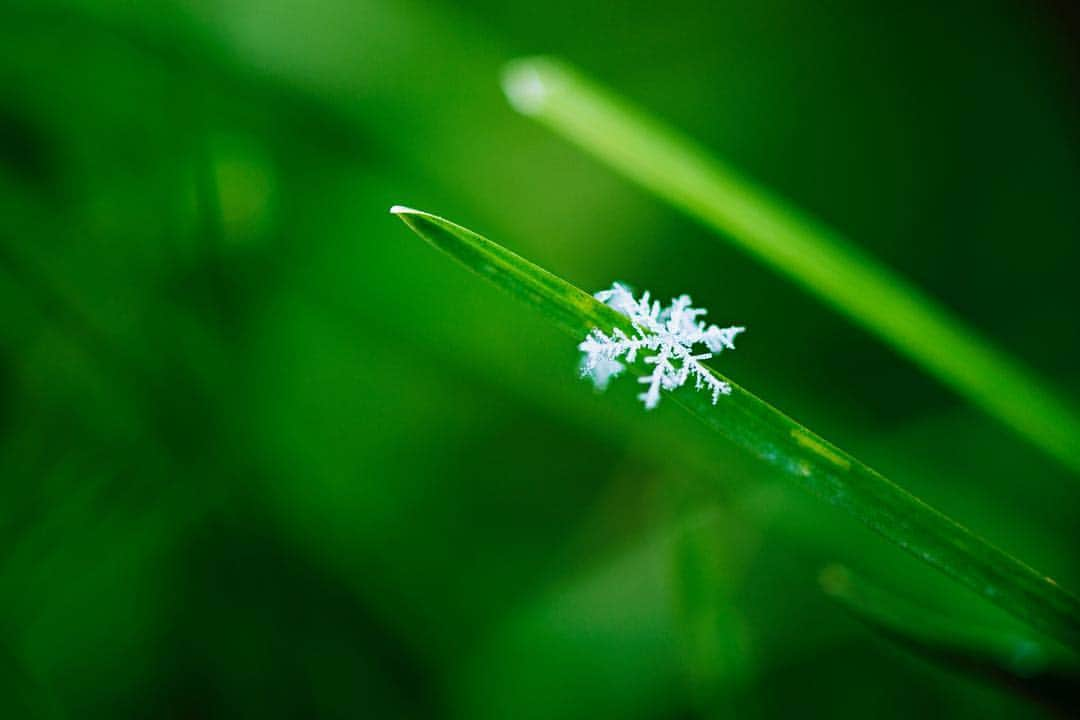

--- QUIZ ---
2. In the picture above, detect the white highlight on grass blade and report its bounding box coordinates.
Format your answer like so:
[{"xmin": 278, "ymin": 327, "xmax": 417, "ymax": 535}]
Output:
[
  {"xmin": 389, "ymin": 205, "xmax": 419, "ymax": 215},
  {"xmin": 502, "ymin": 59, "xmax": 556, "ymax": 116},
  {"xmin": 580, "ymin": 283, "xmax": 744, "ymax": 409}
]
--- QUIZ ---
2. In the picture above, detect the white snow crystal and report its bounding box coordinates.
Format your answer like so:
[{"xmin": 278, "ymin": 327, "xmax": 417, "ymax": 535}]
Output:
[{"xmin": 579, "ymin": 283, "xmax": 745, "ymax": 410}]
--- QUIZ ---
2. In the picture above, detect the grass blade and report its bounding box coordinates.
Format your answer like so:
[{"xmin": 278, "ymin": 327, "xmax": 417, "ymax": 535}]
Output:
[
  {"xmin": 501, "ymin": 57, "xmax": 1080, "ymax": 474},
  {"xmin": 390, "ymin": 205, "xmax": 1080, "ymax": 650},
  {"xmin": 820, "ymin": 565, "xmax": 1080, "ymax": 713}
]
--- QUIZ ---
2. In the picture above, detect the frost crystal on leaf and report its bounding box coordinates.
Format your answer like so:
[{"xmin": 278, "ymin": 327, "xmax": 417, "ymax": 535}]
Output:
[{"xmin": 579, "ymin": 283, "xmax": 745, "ymax": 410}]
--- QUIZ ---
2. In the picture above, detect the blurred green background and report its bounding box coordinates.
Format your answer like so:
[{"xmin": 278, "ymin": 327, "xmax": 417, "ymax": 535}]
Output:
[{"xmin": 2, "ymin": 0, "xmax": 1079, "ymax": 717}]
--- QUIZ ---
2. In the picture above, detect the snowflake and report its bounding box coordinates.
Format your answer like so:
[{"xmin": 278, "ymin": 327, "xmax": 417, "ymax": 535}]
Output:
[{"xmin": 579, "ymin": 283, "xmax": 745, "ymax": 410}]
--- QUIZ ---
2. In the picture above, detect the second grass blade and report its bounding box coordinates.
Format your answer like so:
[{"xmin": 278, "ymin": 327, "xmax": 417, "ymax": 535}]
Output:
[
  {"xmin": 821, "ymin": 565, "xmax": 1080, "ymax": 713},
  {"xmin": 390, "ymin": 205, "xmax": 1080, "ymax": 651},
  {"xmin": 501, "ymin": 58, "xmax": 1080, "ymax": 474}
]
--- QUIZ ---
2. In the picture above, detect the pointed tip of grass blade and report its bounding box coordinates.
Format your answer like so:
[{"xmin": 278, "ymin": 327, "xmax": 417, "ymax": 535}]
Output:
[
  {"xmin": 389, "ymin": 205, "xmax": 450, "ymax": 238},
  {"xmin": 388, "ymin": 204, "xmax": 625, "ymax": 340},
  {"xmin": 388, "ymin": 205, "xmax": 460, "ymax": 237},
  {"xmin": 388, "ymin": 204, "xmax": 502, "ymax": 280},
  {"xmin": 502, "ymin": 56, "xmax": 568, "ymax": 116},
  {"xmin": 389, "ymin": 204, "xmax": 429, "ymax": 238}
]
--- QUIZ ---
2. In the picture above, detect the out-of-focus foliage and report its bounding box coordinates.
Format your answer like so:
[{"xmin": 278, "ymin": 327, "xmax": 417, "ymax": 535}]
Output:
[{"xmin": 1, "ymin": 0, "xmax": 1078, "ymax": 717}]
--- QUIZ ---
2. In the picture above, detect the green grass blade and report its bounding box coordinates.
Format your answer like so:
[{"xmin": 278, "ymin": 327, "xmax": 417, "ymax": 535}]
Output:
[
  {"xmin": 500, "ymin": 57, "xmax": 1080, "ymax": 474},
  {"xmin": 820, "ymin": 565, "xmax": 1080, "ymax": 713},
  {"xmin": 390, "ymin": 205, "xmax": 1080, "ymax": 650}
]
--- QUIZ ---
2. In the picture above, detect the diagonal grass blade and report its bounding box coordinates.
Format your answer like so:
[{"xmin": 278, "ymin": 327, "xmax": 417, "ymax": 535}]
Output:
[
  {"xmin": 390, "ymin": 205, "xmax": 1080, "ymax": 651},
  {"xmin": 501, "ymin": 57, "xmax": 1080, "ymax": 474}
]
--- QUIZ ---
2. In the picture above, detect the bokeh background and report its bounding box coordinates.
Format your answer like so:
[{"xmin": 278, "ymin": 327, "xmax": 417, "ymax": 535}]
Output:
[{"xmin": 2, "ymin": 0, "xmax": 1079, "ymax": 717}]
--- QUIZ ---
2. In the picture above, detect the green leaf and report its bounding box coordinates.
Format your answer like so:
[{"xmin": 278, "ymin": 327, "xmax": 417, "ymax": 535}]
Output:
[
  {"xmin": 501, "ymin": 57, "xmax": 1080, "ymax": 475},
  {"xmin": 820, "ymin": 565, "xmax": 1080, "ymax": 713},
  {"xmin": 390, "ymin": 205, "xmax": 1080, "ymax": 651}
]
